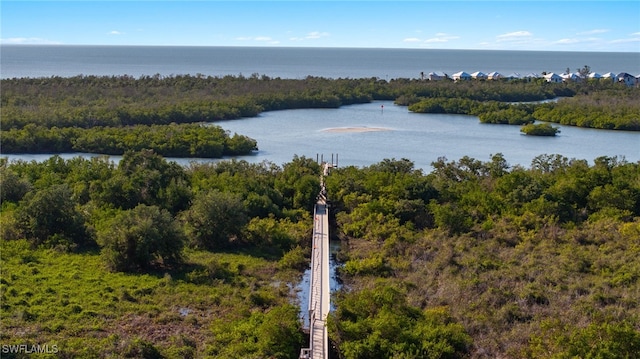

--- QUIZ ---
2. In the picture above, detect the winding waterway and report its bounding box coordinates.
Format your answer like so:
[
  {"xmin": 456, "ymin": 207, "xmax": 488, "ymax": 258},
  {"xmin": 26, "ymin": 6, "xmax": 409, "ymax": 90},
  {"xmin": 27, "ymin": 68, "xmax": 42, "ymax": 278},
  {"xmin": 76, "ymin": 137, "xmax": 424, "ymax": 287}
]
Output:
[
  {"xmin": 3, "ymin": 101, "xmax": 638, "ymax": 170},
  {"xmin": 215, "ymin": 101, "xmax": 640, "ymax": 170}
]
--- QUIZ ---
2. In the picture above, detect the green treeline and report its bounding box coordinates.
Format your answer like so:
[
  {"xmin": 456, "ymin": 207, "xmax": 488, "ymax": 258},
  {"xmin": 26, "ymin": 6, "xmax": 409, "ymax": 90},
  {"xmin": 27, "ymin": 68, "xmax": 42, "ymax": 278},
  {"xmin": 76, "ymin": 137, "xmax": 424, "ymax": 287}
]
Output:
[
  {"xmin": 2, "ymin": 75, "xmax": 638, "ymax": 157},
  {"xmin": 406, "ymin": 80, "xmax": 640, "ymax": 130},
  {"xmin": 407, "ymin": 97, "xmax": 537, "ymax": 125},
  {"xmin": 3, "ymin": 152, "xmax": 639, "ymax": 357},
  {"xmin": 1, "ymin": 123, "xmax": 257, "ymax": 157},
  {"xmin": 533, "ymin": 89, "xmax": 640, "ymax": 130}
]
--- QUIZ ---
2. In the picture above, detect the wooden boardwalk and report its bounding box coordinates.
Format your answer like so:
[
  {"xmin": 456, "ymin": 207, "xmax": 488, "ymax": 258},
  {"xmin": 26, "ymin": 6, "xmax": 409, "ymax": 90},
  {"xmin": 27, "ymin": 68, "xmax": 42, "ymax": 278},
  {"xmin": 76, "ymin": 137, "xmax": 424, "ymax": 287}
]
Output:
[{"xmin": 300, "ymin": 163, "xmax": 332, "ymax": 359}]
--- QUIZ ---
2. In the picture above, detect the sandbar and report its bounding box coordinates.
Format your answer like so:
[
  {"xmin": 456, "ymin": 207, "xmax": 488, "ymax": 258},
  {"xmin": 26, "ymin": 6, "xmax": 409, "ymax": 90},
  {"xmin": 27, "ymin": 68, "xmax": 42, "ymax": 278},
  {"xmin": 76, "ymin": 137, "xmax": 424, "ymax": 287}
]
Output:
[{"xmin": 322, "ymin": 126, "xmax": 392, "ymax": 133}]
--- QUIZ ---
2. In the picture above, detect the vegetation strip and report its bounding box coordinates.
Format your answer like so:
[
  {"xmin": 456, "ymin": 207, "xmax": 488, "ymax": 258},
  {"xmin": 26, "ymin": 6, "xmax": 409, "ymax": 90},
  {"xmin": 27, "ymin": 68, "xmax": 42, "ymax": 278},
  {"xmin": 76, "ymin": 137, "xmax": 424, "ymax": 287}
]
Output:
[
  {"xmin": 1, "ymin": 74, "xmax": 638, "ymax": 156},
  {"xmin": 2, "ymin": 152, "xmax": 639, "ymax": 357}
]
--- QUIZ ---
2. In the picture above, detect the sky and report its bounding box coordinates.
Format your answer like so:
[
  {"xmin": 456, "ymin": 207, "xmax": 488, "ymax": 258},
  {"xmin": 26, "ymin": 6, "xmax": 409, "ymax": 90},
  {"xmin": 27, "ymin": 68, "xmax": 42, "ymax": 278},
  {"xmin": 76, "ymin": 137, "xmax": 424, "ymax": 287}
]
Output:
[{"xmin": 1, "ymin": 1, "xmax": 639, "ymax": 52}]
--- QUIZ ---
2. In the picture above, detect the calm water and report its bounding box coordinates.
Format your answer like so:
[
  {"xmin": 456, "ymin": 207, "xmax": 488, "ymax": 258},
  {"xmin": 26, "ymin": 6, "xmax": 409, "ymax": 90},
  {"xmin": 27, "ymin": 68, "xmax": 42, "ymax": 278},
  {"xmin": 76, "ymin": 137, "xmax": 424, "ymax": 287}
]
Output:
[
  {"xmin": 2, "ymin": 45, "xmax": 639, "ymax": 79},
  {"xmin": 297, "ymin": 240, "xmax": 342, "ymax": 328},
  {"xmin": 214, "ymin": 101, "xmax": 639, "ymax": 170},
  {"xmin": 3, "ymin": 101, "xmax": 639, "ymax": 170}
]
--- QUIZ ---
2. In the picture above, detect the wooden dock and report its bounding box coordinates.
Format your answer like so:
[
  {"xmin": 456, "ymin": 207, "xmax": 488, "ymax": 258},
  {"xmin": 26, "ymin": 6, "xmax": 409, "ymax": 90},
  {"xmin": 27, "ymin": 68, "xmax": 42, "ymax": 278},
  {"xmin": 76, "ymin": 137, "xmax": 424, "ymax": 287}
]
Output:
[{"xmin": 300, "ymin": 163, "xmax": 332, "ymax": 359}]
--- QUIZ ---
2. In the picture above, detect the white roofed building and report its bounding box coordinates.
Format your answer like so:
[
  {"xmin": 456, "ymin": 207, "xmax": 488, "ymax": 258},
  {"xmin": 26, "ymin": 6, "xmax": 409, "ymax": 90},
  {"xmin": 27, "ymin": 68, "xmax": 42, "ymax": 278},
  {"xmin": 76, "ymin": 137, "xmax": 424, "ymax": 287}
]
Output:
[
  {"xmin": 427, "ymin": 72, "xmax": 447, "ymax": 81},
  {"xmin": 544, "ymin": 73, "xmax": 563, "ymax": 83},
  {"xmin": 561, "ymin": 73, "xmax": 581, "ymax": 82},
  {"xmin": 487, "ymin": 71, "xmax": 503, "ymax": 80},
  {"xmin": 471, "ymin": 71, "xmax": 487, "ymax": 80},
  {"xmin": 617, "ymin": 73, "xmax": 638, "ymax": 87},
  {"xmin": 452, "ymin": 71, "xmax": 471, "ymax": 81}
]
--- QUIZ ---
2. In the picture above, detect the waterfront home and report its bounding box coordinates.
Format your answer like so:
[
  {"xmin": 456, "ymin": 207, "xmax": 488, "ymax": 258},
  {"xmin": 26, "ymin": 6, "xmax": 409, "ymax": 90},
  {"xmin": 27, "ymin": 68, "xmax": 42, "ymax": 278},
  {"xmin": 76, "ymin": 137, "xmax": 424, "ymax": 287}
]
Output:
[
  {"xmin": 617, "ymin": 72, "xmax": 638, "ymax": 87},
  {"xmin": 602, "ymin": 72, "xmax": 617, "ymax": 82},
  {"xmin": 452, "ymin": 71, "xmax": 471, "ymax": 81},
  {"xmin": 588, "ymin": 72, "xmax": 602, "ymax": 79},
  {"xmin": 427, "ymin": 72, "xmax": 447, "ymax": 81},
  {"xmin": 471, "ymin": 71, "xmax": 487, "ymax": 80},
  {"xmin": 544, "ymin": 73, "xmax": 563, "ymax": 83},
  {"xmin": 561, "ymin": 73, "xmax": 581, "ymax": 82},
  {"xmin": 487, "ymin": 71, "xmax": 503, "ymax": 80}
]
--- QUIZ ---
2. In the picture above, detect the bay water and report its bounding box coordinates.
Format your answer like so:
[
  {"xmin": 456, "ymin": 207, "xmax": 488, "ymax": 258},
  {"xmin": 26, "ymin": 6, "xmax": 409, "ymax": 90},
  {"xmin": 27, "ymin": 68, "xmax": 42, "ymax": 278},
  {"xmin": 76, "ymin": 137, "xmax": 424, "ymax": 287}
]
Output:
[{"xmin": 2, "ymin": 45, "xmax": 639, "ymax": 80}]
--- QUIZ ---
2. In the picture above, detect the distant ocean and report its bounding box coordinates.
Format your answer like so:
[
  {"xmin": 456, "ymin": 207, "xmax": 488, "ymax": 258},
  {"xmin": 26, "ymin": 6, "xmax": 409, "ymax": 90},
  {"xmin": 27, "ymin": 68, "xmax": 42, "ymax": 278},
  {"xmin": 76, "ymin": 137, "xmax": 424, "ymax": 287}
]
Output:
[{"xmin": 1, "ymin": 45, "xmax": 639, "ymax": 80}]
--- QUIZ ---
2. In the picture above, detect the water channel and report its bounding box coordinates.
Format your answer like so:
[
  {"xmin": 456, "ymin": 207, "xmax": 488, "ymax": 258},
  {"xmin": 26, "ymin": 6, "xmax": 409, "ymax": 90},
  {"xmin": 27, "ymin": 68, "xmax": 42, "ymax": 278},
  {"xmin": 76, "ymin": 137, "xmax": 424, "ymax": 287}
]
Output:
[
  {"xmin": 4, "ymin": 101, "xmax": 638, "ymax": 169},
  {"xmin": 214, "ymin": 100, "xmax": 640, "ymax": 170},
  {"xmin": 296, "ymin": 240, "xmax": 342, "ymax": 329}
]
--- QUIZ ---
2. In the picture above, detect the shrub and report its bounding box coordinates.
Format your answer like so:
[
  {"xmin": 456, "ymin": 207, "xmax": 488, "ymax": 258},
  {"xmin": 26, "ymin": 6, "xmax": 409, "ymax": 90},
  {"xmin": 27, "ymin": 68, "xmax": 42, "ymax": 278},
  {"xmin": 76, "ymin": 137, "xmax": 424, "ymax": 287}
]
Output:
[
  {"xmin": 520, "ymin": 123, "xmax": 560, "ymax": 136},
  {"xmin": 98, "ymin": 204, "xmax": 184, "ymax": 272},
  {"xmin": 14, "ymin": 184, "xmax": 88, "ymax": 250}
]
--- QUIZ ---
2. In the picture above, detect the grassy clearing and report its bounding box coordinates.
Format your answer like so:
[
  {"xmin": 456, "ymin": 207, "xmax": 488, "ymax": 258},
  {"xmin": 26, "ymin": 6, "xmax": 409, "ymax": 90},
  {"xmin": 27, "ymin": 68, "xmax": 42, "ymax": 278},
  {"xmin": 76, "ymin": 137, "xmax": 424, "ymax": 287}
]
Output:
[{"xmin": 0, "ymin": 239, "xmax": 304, "ymax": 358}]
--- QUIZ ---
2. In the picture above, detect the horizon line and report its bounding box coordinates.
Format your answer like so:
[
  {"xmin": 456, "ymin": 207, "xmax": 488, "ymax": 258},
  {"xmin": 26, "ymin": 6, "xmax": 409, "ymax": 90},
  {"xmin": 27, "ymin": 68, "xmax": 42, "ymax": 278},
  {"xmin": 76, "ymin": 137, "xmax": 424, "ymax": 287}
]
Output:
[{"xmin": 2, "ymin": 43, "xmax": 639, "ymax": 54}]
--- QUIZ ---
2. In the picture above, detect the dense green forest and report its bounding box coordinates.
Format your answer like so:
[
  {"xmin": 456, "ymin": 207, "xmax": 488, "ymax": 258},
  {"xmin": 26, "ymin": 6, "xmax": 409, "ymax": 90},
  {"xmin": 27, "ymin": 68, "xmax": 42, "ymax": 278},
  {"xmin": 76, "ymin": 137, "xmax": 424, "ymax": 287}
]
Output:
[
  {"xmin": 1, "ymin": 75, "xmax": 638, "ymax": 157},
  {"xmin": 1, "ymin": 152, "xmax": 639, "ymax": 358}
]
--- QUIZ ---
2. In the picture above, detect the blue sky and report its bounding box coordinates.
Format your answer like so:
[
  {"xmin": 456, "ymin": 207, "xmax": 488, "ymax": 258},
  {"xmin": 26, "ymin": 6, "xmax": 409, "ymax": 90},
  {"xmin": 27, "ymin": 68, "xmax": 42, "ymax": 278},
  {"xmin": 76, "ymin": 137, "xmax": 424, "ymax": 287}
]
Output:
[{"xmin": 2, "ymin": 1, "xmax": 639, "ymax": 52}]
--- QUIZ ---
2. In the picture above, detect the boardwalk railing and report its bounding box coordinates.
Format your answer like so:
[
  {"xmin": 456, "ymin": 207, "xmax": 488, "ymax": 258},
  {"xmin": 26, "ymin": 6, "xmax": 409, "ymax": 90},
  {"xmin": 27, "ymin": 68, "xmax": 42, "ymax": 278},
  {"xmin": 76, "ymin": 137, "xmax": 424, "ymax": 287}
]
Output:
[{"xmin": 300, "ymin": 162, "xmax": 333, "ymax": 359}]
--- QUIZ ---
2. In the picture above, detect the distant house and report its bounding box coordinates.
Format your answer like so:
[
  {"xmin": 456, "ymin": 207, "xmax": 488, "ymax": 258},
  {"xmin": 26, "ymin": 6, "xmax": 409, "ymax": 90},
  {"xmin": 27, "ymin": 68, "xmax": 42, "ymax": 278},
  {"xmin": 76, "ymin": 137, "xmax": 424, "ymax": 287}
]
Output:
[
  {"xmin": 505, "ymin": 72, "xmax": 521, "ymax": 80},
  {"xmin": 524, "ymin": 73, "xmax": 541, "ymax": 80},
  {"xmin": 602, "ymin": 72, "xmax": 617, "ymax": 82},
  {"xmin": 487, "ymin": 71, "xmax": 503, "ymax": 80},
  {"xmin": 561, "ymin": 73, "xmax": 580, "ymax": 82},
  {"xmin": 588, "ymin": 72, "xmax": 602, "ymax": 79},
  {"xmin": 427, "ymin": 72, "xmax": 447, "ymax": 81},
  {"xmin": 471, "ymin": 71, "xmax": 487, "ymax": 80},
  {"xmin": 617, "ymin": 72, "xmax": 638, "ymax": 87},
  {"xmin": 544, "ymin": 73, "xmax": 563, "ymax": 83},
  {"xmin": 452, "ymin": 71, "xmax": 471, "ymax": 81}
]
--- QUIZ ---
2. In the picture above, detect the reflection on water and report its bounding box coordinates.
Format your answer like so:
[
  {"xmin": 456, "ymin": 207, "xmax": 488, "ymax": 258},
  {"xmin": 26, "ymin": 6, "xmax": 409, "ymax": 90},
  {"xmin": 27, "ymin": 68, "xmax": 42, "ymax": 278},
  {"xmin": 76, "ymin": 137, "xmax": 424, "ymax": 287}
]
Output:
[{"xmin": 297, "ymin": 240, "xmax": 342, "ymax": 329}]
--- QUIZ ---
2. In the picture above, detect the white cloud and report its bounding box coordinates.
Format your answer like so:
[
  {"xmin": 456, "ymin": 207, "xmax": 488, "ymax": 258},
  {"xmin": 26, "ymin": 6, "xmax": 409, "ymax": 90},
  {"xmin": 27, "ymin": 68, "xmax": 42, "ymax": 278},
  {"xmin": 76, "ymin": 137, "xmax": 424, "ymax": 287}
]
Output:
[
  {"xmin": 577, "ymin": 29, "xmax": 609, "ymax": 35},
  {"xmin": 306, "ymin": 31, "xmax": 329, "ymax": 39},
  {"xmin": 425, "ymin": 33, "xmax": 459, "ymax": 43},
  {"xmin": 555, "ymin": 38, "xmax": 580, "ymax": 44},
  {"xmin": 404, "ymin": 33, "xmax": 459, "ymax": 45},
  {"xmin": 236, "ymin": 36, "xmax": 279, "ymax": 44},
  {"xmin": 108, "ymin": 30, "xmax": 125, "ymax": 35},
  {"xmin": 610, "ymin": 37, "xmax": 640, "ymax": 44},
  {"xmin": 496, "ymin": 31, "xmax": 533, "ymax": 41},
  {"xmin": 613, "ymin": 31, "xmax": 640, "ymax": 44},
  {"xmin": 290, "ymin": 31, "xmax": 330, "ymax": 42},
  {"xmin": 0, "ymin": 37, "xmax": 61, "ymax": 45}
]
